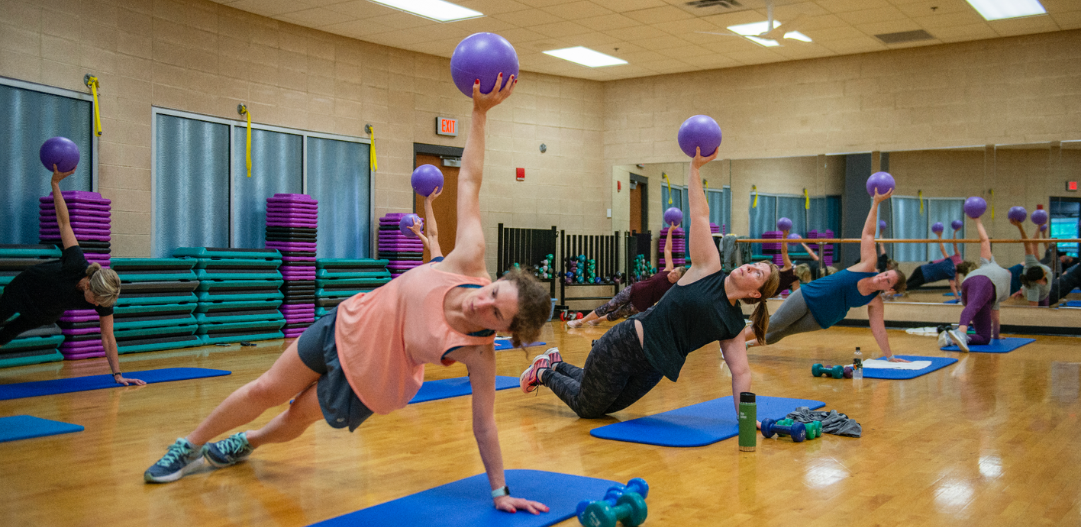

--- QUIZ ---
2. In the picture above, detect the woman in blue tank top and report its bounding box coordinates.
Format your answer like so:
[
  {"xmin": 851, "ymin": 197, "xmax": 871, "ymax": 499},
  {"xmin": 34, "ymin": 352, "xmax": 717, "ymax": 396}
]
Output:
[
  {"xmin": 520, "ymin": 147, "xmax": 780, "ymax": 418},
  {"xmin": 749, "ymin": 188, "xmax": 910, "ymax": 362}
]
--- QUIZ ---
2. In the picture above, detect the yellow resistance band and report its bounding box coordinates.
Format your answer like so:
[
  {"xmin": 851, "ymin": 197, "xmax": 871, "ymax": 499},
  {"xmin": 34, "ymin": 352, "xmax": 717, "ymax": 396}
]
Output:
[
  {"xmin": 663, "ymin": 173, "xmax": 672, "ymax": 205},
  {"xmin": 752, "ymin": 185, "xmax": 758, "ymax": 208},
  {"xmin": 238, "ymin": 105, "xmax": 251, "ymax": 178},
  {"xmin": 918, "ymin": 190, "xmax": 923, "ymax": 214},
  {"xmin": 990, "ymin": 189, "xmax": 995, "ymax": 219},
  {"xmin": 84, "ymin": 75, "xmax": 102, "ymax": 136},
  {"xmin": 367, "ymin": 125, "xmax": 377, "ymax": 172},
  {"xmin": 804, "ymin": 188, "xmax": 809, "ymax": 209}
]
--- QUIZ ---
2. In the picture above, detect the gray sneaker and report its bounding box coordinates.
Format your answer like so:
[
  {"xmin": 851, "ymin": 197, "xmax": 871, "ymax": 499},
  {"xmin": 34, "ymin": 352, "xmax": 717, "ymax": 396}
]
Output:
[
  {"xmin": 947, "ymin": 329, "xmax": 970, "ymax": 352},
  {"xmin": 144, "ymin": 438, "xmax": 204, "ymax": 483},
  {"xmin": 203, "ymin": 432, "xmax": 254, "ymax": 468}
]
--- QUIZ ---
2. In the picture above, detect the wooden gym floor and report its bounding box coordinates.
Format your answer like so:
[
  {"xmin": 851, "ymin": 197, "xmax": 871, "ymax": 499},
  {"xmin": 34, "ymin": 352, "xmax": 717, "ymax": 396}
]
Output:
[{"xmin": 2, "ymin": 322, "xmax": 1080, "ymax": 526}]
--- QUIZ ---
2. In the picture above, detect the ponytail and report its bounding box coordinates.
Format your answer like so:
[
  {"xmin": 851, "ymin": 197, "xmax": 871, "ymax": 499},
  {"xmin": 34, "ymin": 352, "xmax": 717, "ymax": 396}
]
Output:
[
  {"xmin": 85, "ymin": 264, "xmax": 121, "ymax": 307},
  {"xmin": 743, "ymin": 261, "xmax": 780, "ymax": 344}
]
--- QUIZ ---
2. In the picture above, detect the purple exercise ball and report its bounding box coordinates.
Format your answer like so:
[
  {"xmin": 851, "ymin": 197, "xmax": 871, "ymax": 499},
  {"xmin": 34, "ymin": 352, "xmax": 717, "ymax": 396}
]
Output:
[
  {"xmin": 1031, "ymin": 209, "xmax": 1049, "ymax": 225},
  {"xmin": 951, "ymin": 219, "xmax": 964, "ymax": 231},
  {"xmin": 399, "ymin": 214, "xmax": 423, "ymax": 239},
  {"xmin": 663, "ymin": 207, "xmax": 683, "ymax": 226},
  {"xmin": 1007, "ymin": 206, "xmax": 1027, "ymax": 223},
  {"xmin": 777, "ymin": 217, "xmax": 793, "ymax": 231},
  {"xmin": 411, "ymin": 164, "xmax": 444, "ymax": 197},
  {"xmin": 964, "ymin": 196, "xmax": 987, "ymax": 219},
  {"xmin": 1040, "ymin": 223, "xmax": 1048, "ymax": 232},
  {"xmin": 450, "ymin": 33, "xmax": 519, "ymax": 97},
  {"xmin": 931, "ymin": 222, "xmax": 944, "ymax": 234},
  {"xmin": 878, "ymin": 220, "xmax": 887, "ymax": 231},
  {"xmin": 39, "ymin": 137, "xmax": 80, "ymax": 173},
  {"xmin": 676, "ymin": 115, "xmax": 722, "ymax": 158},
  {"xmin": 865, "ymin": 172, "xmax": 895, "ymax": 197}
]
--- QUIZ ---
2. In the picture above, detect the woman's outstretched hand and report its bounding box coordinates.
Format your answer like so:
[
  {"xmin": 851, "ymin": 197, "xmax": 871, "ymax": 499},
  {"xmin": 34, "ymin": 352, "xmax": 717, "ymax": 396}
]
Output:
[{"xmin": 473, "ymin": 73, "xmax": 516, "ymax": 113}]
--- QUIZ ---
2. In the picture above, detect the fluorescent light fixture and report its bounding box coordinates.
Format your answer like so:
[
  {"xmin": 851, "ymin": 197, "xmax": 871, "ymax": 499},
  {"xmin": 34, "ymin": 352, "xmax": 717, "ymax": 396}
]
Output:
[
  {"xmin": 965, "ymin": 0, "xmax": 1046, "ymax": 21},
  {"xmin": 543, "ymin": 47, "xmax": 627, "ymax": 67},
  {"xmin": 368, "ymin": 0, "xmax": 483, "ymax": 22},
  {"xmin": 727, "ymin": 21, "xmax": 812, "ymax": 47}
]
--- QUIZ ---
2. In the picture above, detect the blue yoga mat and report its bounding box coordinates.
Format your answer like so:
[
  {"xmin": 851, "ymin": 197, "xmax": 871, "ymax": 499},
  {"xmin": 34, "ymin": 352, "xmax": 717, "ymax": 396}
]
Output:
[
  {"xmin": 861, "ymin": 355, "xmax": 957, "ymax": 379},
  {"xmin": 310, "ymin": 469, "xmax": 617, "ymax": 527},
  {"xmin": 494, "ymin": 339, "xmax": 546, "ymax": 351},
  {"xmin": 942, "ymin": 292, "xmax": 959, "ymax": 296},
  {"xmin": 0, "ymin": 368, "xmax": 231, "ymax": 401},
  {"xmin": 941, "ymin": 337, "xmax": 1035, "ymax": 353},
  {"xmin": 409, "ymin": 376, "xmax": 518, "ymax": 404},
  {"xmin": 0, "ymin": 415, "xmax": 84, "ymax": 443},
  {"xmin": 1064, "ymin": 300, "xmax": 1081, "ymax": 308},
  {"xmin": 589, "ymin": 396, "xmax": 825, "ymax": 447},
  {"xmin": 944, "ymin": 299, "xmax": 960, "ymax": 304}
]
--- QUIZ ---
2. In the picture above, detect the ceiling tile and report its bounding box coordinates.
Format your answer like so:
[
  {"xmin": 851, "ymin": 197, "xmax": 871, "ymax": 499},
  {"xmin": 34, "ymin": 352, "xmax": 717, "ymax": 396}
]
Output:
[
  {"xmin": 617, "ymin": 50, "xmax": 670, "ymax": 63},
  {"xmin": 989, "ymin": 15, "xmax": 1062, "ymax": 37},
  {"xmin": 819, "ymin": 35, "xmax": 888, "ymax": 54},
  {"xmin": 530, "ymin": 20, "xmax": 594, "ymax": 38},
  {"xmin": 576, "ymin": 13, "xmax": 643, "ymax": 31},
  {"xmin": 541, "ymin": 1, "xmax": 614, "ymax": 20},
  {"xmin": 622, "ymin": 5, "xmax": 696, "ymax": 24},
  {"xmin": 836, "ymin": 6, "xmax": 907, "ymax": 25},
  {"xmin": 604, "ymin": 0, "xmax": 669, "ymax": 13},
  {"xmin": 700, "ymin": 10, "xmax": 772, "ymax": 28},
  {"xmin": 278, "ymin": 7, "xmax": 356, "ymax": 27},
  {"xmin": 724, "ymin": 48, "xmax": 787, "ymax": 66},
  {"xmin": 321, "ymin": 20, "xmax": 392, "ymax": 39},
  {"xmin": 653, "ymin": 17, "xmax": 726, "ymax": 35},
  {"xmin": 635, "ymin": 59, "xmax": 694, "ymax": 74},
  {"xmin": 496, "ymin": 27, "xmax": 550, "ymax": 42},
  {"xmin": 932, "ymin": 23, "xmax": 998, "ymax": 42},
  {"xmin": 854, "ymin": 19, "xmax": 925, "ymax": 37},
  {"xmin": 806, "ymin": 25, "xmax": 865, "ymax": 41},
  {"xmin": 656, "ymin": 45, "xmax": 716, "ymax": 59},
  {"xmin": 323, "ymin": 1, "xmax": 395, "ymax": 19},
  {"xmin": 632, "ymin": 34, "xmax": 692, "ymax": 50},
  {"xmin": 492, "ymin": 8, "xmax": 565, "ymax": 26},
  {"xmin": 1040, "ymin": 0, "xmax": 1081, "ymax": 12},
  {"xmin": 894, "ymin": 1, "xmax": 971, "ymax": 19},
  {"xmin": 567, "ymin": 32, "xmax": 625, "ymax": 49},
  {"xmin": 456, "ymin": 0, "xmax": 532, "ymax": 16},
  {"xmin": 816, "ymin": 0, "xmax": 892, "ymax": 14},
  {"xmin": 1050, "ymin": 12, "xmax": 1081, "ymax": 29},
  {"xmin": 913, "ymin": 11, "xmax": 986, "ymax": 29},
  {"xmin": 447, "ymin": 16, "xmax": 519, "ymax": 34},
  {"xmin": 603, "ymin": 24, "xmax": 669, "ymax": 40},
  {"xmin": 224, "ymin": 0, "xmax": 316, "ymax": 17}
]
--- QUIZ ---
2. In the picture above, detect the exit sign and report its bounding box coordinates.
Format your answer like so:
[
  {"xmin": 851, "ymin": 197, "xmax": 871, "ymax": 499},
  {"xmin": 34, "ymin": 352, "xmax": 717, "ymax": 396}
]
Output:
[{"xmin": 436, "ymin": 116, "xmax": 457, "ymax": 137}]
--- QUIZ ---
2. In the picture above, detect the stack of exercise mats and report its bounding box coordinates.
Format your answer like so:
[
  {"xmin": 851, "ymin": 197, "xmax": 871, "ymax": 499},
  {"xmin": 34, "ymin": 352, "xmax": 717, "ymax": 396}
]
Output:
[
  {"xmin": 761, "ymin": 230, "xmax": 785, "ymax": 266},
  {"xmin": 173, "ymin": 248, "xmax": 285, "ymax": 345},
  {"xmin": 657, "ymin": 226, "xmax": 686, "ymax": 268},
  {"xmin": 0, "ymin": 244, "xmax": 66, "ymax": 366},
  {"xmin": 108, "ymin": 258, "xmax": 202, "ymax": 354},
  {"xmin": 264, "ymin": 194, "xmax": 317, "ymax": 339},
  {"xmin": 39, "ymin": 191, "xmax": 112, "ymax": 268},
  {"xmin": 379, "ymin": 213, "xmax": 424, "ymax": 278},
  {"xmin": 314, "ymin": 259, "xmax": 392, "ymax": 320},
  {"xmin": 806, "ymin": 229, "xmax": 835, "ymax": 267}
]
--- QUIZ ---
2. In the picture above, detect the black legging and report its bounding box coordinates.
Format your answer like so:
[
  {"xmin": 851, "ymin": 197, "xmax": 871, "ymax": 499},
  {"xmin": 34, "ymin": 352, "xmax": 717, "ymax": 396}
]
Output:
[
  {"xmin": 905, "ymin": 266, "xmax": 927, "ymax": 290},
  {"xmin": 0, "ymin": 292, "xmax": 55, "ymax": 347},
  {"xmin": 1049, "ymin": 263, "xmax": 1081, "ymax": 305},
  {"xmin": 541, "ymin": 319, "xmax": 664, "ymax": 418}
]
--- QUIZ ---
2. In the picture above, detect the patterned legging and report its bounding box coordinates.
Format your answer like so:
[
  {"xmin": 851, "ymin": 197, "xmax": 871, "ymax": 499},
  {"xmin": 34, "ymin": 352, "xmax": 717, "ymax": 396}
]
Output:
[{"xmin": 592, "ymin": 286, "xmax": 638, "ymax": 322}]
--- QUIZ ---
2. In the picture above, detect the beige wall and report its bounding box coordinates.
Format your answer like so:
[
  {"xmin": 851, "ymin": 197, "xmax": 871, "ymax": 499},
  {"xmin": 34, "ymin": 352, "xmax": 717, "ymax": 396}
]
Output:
[
  {"xmin": 0, "ymin": 0, "xmax": 606, "ymax": 273},
  {"xmin": 2, "ymin": 0, "xmax": 1080, "ymax": 276}
]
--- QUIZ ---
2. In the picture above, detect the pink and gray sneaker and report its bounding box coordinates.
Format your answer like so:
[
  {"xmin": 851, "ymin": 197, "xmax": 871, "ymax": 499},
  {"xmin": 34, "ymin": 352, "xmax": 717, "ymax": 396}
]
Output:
[
  {"xmin": 520, "ymin": 355, "xmax": 550, "ymax": 393},
  {"xmin": 542, "ymin": 347, "xmax": 562, "ymax": 365}
]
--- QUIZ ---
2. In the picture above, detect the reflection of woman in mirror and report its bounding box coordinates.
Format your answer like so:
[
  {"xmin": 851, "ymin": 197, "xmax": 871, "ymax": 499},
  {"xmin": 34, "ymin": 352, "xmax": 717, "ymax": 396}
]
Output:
[
  {"xmin": 903, "ymin": 231, "xmax": 973, "ymax": 298},
  {"xmin": 943, "ymin": 216, "xmax": 1011, "ymax": 352},
  {"xmin": 776, "ymin": 227, "xmax": 817, "ymax": 293},
  {"xmin": 1011, "ymin": 220, "xmax": 1051, "ymax": 306},
  {"xmin": 749, "ymin": 190, "xmax": 909, "ymax": 362}
]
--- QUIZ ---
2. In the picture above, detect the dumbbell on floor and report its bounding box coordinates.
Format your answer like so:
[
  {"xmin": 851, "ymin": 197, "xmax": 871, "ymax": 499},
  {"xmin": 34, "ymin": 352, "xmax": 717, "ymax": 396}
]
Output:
[
  {"xmin": 777, "ymin": 418, "xmax": 821, "ymax": 439},
  {"xmin": 760, "ymin": 418, "xmax": 806, "ymax": 442},
  {"xmin": 812, "ymin": 363, "xmax": 853, "ymax": 379},
  {"xmin": 576, "ymin": 477, "xmax": 650, "ymax": 523},
  {"xmin": 581, "ymin": 492, "xmax": 648, "ymax": 527}
]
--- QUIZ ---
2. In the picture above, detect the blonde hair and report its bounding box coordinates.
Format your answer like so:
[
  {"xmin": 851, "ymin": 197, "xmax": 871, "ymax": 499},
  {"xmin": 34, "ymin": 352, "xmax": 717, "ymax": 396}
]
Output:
[
  {"xmin": 793, "ymin": 263, "xmax": 812, "ymax": 285},
  {"xmin": 85, "ymin": 264, "xmax": 121, "ymax": 307},
  {"xmin": 744, "ymin": 262, "xmax": 780, "ymax": 344}
]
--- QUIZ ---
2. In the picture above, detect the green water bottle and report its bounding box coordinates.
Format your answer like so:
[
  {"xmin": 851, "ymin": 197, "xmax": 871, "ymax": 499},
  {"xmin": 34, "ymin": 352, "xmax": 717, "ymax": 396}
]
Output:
[{"xmin": 738, "ymin": 392, "xmax": 756, "ymax": 452}]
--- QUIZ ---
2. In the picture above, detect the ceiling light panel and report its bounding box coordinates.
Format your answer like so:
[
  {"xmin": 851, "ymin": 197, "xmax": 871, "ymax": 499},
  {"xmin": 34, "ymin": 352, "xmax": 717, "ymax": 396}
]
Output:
[
  {"xmin": 367, "ymin": 0, "xmax": 483, "ymax": 22},
  {"xmin": 965, "ymin": 0, "xmax": 1046, "ymax": 21},
  {"xmin": 543, "ymin": 47, "xmax": 628, "ymax": 67}
]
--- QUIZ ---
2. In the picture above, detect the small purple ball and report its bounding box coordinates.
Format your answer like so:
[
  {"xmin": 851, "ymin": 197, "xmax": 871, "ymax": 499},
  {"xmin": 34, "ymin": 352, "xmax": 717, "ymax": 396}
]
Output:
[
  {"xmin": 676, "ymin": 115, "xmax": 722, "ymax": 158},
  {"xmin": 450, "ymin": 33, "xmax": 519, "ymax": 97},
  {"xmin": 777, "ymin": 217, "xmax": 793, "ymax": 231},
  {"xmin": 931, "ymin": 222, "xmax": 944, "ymax": 234},
  {"xmin": 951, "ymin": 219, "xmax": 964, "ymax": 231},
  {"xmin": 964, "ymin": 196, "xmax": 987, "ymax": 219},
  {"xmin": 399, "ymin": 214, "xmax": 423, "ymax": 239},
  {"xmin": 663, "ymin": 207, "xmax": 683, "ymax": 227},
  {"xmin": 1007, "ymin": 206, "xmax": 1027, "ymax": 223},
  {"xmin": 1040, "ymin": 223, "xmax": 1048, "ymax": 232},
  {"xmin": 878, "ymin": 220, "xmax": 887, "ymax": 231},
  {"xmin": 411, "ymin": 164, "xmax": 444, "ymax": 197},
  {"xmin": 866, "ymin": 172, "xmax": 895, "ymax": 197},
  {"xmin": 1031, "ymin": 209, "xmax": 1049, "ymax": 225},
  {"xmin": 40, "ymin": 137, "xmax": 80, "ymax": 173}
]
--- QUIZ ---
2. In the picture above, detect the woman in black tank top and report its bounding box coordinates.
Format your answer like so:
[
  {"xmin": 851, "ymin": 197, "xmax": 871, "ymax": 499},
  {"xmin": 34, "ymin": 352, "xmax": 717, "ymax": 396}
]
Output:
[{"xmin": 520, "ymin": 147, "xmax": 780, "ymax": 418}]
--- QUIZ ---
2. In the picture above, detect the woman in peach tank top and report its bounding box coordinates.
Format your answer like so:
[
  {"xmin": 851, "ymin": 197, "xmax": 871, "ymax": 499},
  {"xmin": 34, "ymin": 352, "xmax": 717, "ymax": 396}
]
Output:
[{"xmin": 145, "ymin": 76, "xmax": 553, "ymax": 515}]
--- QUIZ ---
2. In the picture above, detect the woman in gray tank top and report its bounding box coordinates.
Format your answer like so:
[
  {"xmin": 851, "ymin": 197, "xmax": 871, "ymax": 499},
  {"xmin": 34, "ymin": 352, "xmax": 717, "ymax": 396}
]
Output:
[
  {"xmin": 520, "ymin": 147, "xmax": 780, "ymax": 418},
  {"xmin": 943, "ymin": 216, "xmax": 1012, "ymax": 351}
]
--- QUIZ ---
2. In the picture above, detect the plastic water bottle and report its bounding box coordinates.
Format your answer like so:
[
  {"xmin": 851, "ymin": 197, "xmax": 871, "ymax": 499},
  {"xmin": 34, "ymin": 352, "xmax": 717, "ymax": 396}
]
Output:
[{"xmin": 853, "ymin": 347, "xmax": 863, "ymax": 379}]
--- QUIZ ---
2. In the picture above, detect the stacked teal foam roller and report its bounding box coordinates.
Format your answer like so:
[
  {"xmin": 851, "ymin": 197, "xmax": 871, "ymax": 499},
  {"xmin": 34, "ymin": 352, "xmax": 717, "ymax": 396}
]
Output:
[
  {"xmin": 314, "ymin": 259, "xmax": 391, "ymax": 320},
  {"xmin": 173, "ymin": 248, "xmax": 285, "ymax": 345},
  {"xmin": 109, "ymin": 258, "xmax": 203, "ymax": 354}
]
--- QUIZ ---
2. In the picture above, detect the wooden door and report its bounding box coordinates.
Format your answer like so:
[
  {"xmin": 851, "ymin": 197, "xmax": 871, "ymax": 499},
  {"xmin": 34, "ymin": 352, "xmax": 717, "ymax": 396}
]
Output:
[
  {"xmin": 414, "ymin": 153, "xmax": 458, "ymax": 261},
  {"xmin": 629, "ymin": 181, "xmax": 643, "ymax": 233}
]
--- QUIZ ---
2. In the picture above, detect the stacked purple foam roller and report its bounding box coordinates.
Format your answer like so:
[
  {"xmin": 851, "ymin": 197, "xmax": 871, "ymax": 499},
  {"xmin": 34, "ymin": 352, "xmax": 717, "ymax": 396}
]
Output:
[
  {"xmin": 710, "ymin": 222, "xmax": 721, "ymax": 235},
  {"xmin": 379, "ymin": 213, "xmax": 424, "ymax": 278},
  {"xmin": 39, "ymin": 190, "xmax": 111, "ymax": 268},
  {"xmin": 760, "ymin": 230, "xmax": 785, "ymax": 265},
  {"xmin": 806, "ymin": 229, "xmax": 834, "ymax": 267},
  {"xmin": 657, "ymin": 226, "xmax": 686, "ymax": 268},
  {"xmin": 40, "ymin": 191, "xmax": 112, "ymax": 359},
  {"xmin": 265, "ymin": 194, "xmax": 317, "ymax": 339}
]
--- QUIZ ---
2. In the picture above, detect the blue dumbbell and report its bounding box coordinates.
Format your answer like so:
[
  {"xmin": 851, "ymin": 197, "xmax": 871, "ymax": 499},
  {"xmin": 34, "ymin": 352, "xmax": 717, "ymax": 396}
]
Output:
[{"xmin": 761, "ymin": 418, "xmax": 806, "ymax": 442}]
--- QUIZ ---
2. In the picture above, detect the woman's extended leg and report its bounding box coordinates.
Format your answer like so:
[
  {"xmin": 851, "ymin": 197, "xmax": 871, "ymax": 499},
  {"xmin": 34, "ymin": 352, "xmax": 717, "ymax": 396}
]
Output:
[{"xmin": 763, "ymin": 289, "xmax": 823, "ymax": 345}]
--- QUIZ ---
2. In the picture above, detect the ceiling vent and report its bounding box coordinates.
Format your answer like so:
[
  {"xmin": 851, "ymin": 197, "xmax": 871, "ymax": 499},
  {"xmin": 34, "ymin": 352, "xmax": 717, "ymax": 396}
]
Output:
[
  {"xmin": 875, "ymin": 30, "xmax": 935, "ymax": 44},
  {"xmin": 678, "ymin": 0, "xmax": 760, "ymax": 16}
]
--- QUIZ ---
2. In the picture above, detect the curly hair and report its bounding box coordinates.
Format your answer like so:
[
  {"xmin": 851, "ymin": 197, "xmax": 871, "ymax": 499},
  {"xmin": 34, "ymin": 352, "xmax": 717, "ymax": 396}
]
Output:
[{"xmin": 499, "ymin": 269, "xmax": 551, "ymax": 348}]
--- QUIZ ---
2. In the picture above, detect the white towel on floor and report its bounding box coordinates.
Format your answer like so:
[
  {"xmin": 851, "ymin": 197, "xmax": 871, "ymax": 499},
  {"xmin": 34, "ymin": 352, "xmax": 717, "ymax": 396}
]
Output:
[{"xmin": 862, "ymin": 359, "xmax": 932, "ymax": 370}]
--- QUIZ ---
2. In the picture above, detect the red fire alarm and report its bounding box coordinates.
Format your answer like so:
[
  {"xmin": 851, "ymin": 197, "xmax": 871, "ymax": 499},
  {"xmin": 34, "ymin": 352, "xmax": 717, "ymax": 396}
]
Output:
[
  {"xmin": 617, "ymin": 181, "xmax": 622, "ymax": 192},
  {"xmin": 516, "ymin": 168, "xmax": 525, "ymax": 181},
  {"xmin": 1068, "ymin": 181, "xmax": 1078, "ymax": 192}
]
